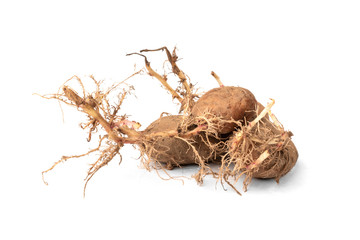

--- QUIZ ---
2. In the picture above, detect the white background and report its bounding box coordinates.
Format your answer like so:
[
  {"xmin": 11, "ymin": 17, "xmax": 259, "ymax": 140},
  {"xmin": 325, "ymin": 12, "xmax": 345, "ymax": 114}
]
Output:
[{"xmin": 1, "ymin": 0, "xmax": 360, "ymax": 239}]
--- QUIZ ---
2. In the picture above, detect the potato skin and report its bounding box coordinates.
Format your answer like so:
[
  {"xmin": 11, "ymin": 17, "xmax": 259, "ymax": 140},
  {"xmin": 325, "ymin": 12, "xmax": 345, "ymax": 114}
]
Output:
[
  {"xmin": 191, "ymin": 86, "xmax": 257, "ymax": 134},
  {"xmin": 142, "ymin": 115, "xmax": 216, "ymax": 169}
]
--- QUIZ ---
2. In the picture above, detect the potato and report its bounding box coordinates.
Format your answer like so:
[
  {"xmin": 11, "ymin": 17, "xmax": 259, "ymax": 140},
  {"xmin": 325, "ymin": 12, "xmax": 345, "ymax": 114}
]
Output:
[
  {"xmin": 226, "ymin": 115, "xmax": 298, "ymax": 187},
  {"xmin": 250, "ymin": 117, "xmax": 298, "ymax": 180},
  {"xmin": 191, "ymin": 86, "xmax": 257, "ymax": 134},
  {"xmin": 141, "ymin": 115, "xmax": 220, "ymax": 169}
]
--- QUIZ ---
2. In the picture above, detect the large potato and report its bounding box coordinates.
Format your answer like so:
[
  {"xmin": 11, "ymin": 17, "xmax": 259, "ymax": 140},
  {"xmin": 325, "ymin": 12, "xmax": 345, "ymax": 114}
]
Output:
[{"xmin": 191, "ymin": 86, "xmax": 257, "ymax": 134}]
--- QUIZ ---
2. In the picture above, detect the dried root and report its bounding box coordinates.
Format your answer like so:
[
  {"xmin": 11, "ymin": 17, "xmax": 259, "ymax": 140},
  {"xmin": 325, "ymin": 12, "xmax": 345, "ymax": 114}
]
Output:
[{"xmin": 38, "ymin": 75, "xmax": 139, "ymax": 194}]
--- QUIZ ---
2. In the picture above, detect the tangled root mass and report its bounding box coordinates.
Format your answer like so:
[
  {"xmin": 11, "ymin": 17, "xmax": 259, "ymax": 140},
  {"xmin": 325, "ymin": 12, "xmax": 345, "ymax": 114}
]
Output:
[{"xmin": 39, "ymin": 47, "xmax": 298, "ymax": 195}]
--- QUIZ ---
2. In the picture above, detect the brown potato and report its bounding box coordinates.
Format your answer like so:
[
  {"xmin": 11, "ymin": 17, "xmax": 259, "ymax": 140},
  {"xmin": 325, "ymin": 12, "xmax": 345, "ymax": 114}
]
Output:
[
  {"xmin": 142, "ymin": 115, "xmax": 219, "ymax": 169},
  {"xmin": 251, "ymin": 118, "xmax": 298, "ymax": 180},
  {"xmin": 191, "ymin": 86, "xmax": 257, "ymax": 134},
  {"xmin": 227, "ymin": 116, "xmax": 298, "ymax": 185}
]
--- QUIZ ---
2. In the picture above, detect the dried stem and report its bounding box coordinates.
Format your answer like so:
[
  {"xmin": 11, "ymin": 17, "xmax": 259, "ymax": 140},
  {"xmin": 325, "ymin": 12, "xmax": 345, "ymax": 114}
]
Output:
[
  {"xmin": 128, "ymin": 47, "xmax": 199, "ymax": 114},
  {"xmin": 140, "ymin": 47, "xmax": 192, "ymax": 94},
  {"xmin": 126, "ymin": 52, "xmax": 183, "ymax": 102},
  {"xmin": 211, "ymin": 71, "xmax": 224, "ymax": 87},
  {"xmin": 64, "ymin": 87, "xmax": 122, "ymax": 142}
]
